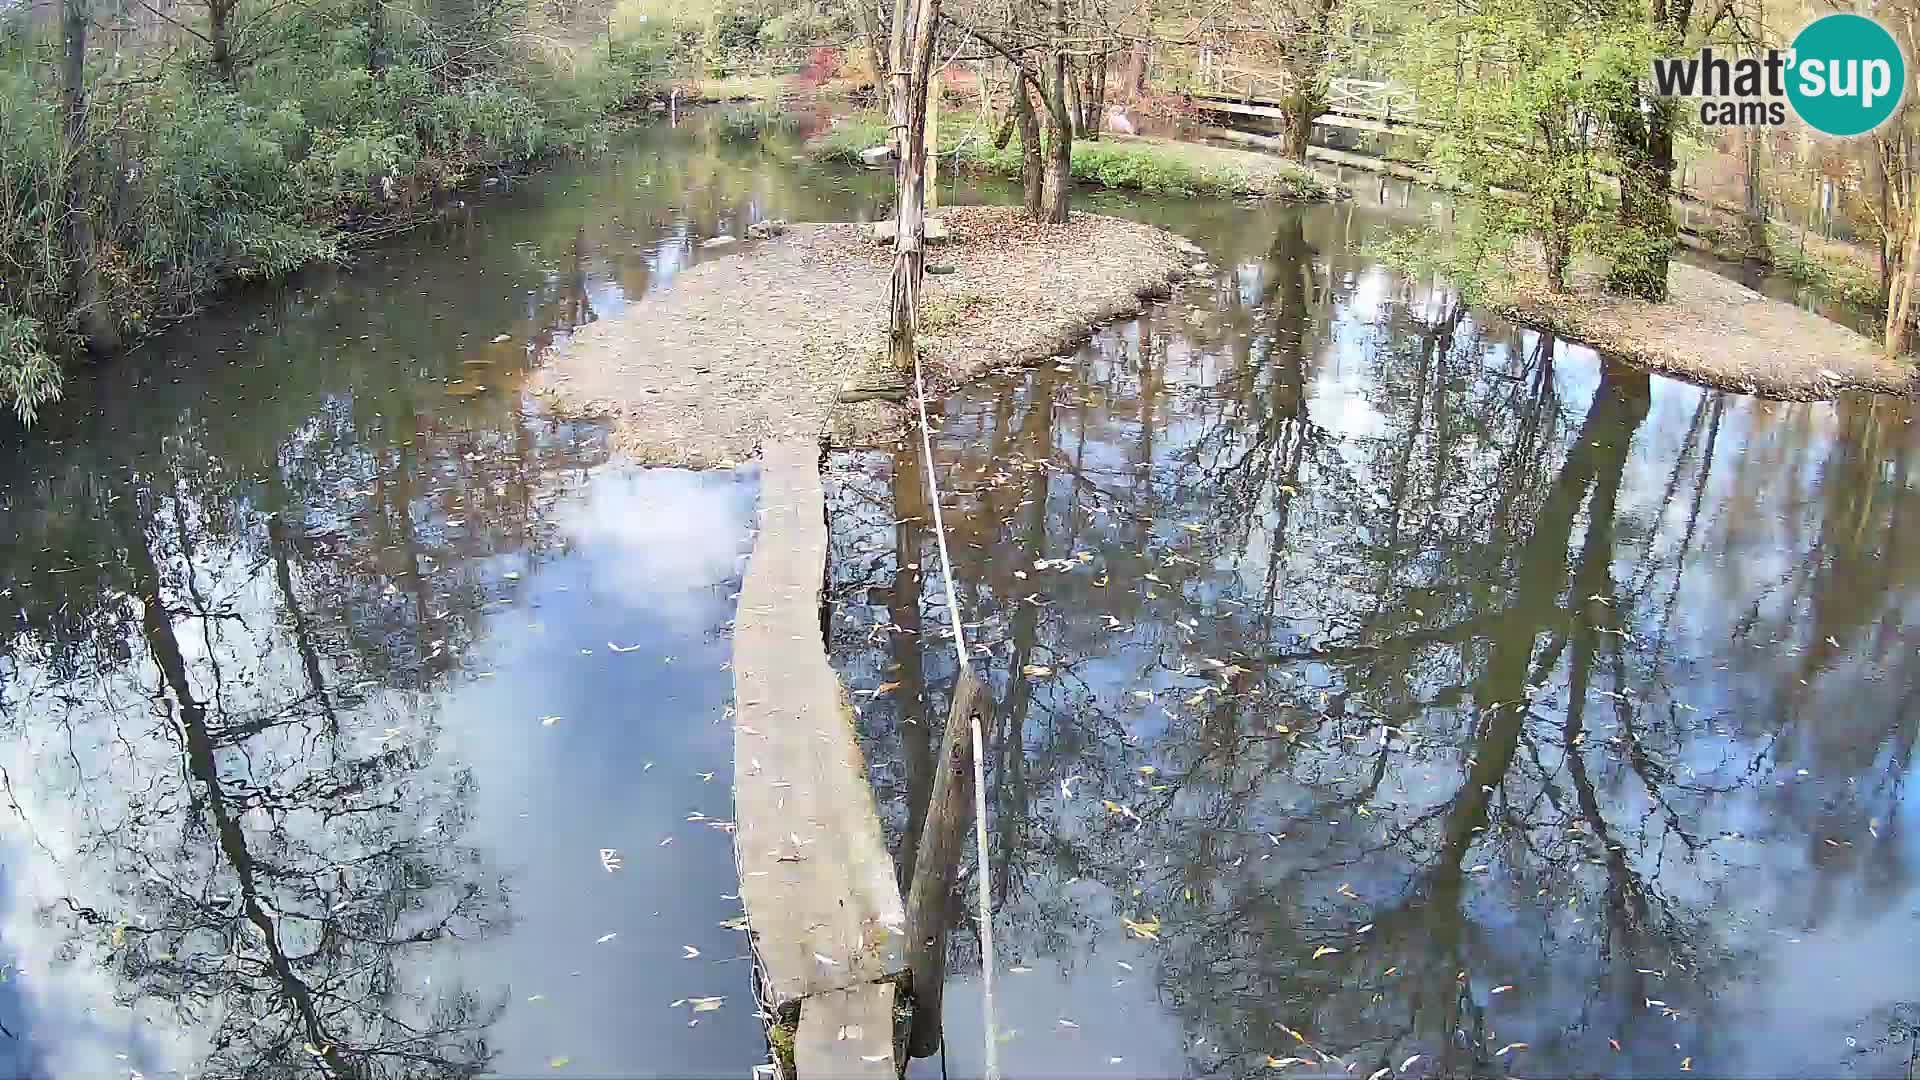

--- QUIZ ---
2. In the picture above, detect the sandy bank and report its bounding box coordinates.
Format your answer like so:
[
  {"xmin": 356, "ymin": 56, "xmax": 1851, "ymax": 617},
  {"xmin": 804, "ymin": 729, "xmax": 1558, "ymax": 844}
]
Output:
[
  {"xmin": 532, "ymin": 206, "xmax": 1187, "ymax": 466},
  {"xmin": 1494, "ymin": 258, "xmax": 1916, "ymax": 401}
]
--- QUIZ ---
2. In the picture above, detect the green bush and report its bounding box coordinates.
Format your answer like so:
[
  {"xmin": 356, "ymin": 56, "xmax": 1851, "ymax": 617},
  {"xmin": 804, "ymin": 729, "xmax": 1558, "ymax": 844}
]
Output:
[{"xmin": 0, "ymin": 0, "xmax": 671, "ymax": 425}]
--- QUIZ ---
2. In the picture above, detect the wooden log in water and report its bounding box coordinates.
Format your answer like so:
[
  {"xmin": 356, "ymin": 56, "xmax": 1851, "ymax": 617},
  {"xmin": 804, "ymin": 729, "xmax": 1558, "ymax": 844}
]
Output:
[{"xmin": 903, "ymin": 667, "xmax": 990, "ymax": 1058}]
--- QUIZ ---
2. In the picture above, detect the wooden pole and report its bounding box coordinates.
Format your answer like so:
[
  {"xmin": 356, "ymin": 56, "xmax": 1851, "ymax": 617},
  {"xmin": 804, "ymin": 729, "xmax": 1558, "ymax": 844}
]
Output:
[{"xmin": 903, "ymin": 668, "xmax": 989, "ymax": 1058}]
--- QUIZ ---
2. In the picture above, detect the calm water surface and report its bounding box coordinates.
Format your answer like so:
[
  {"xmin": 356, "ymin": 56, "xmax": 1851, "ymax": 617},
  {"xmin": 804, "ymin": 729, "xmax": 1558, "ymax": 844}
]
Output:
[
  {"xmin": 0, "ymin": 110, "xmax": 884, "ymax": 1079},
  {"xmin": 0, "ymin": 106, "xmax": 1914, "ymax": 1079},
  {"xmin": 827, "ymin": 195, "xmax": 1920, "ymax": 1078}
]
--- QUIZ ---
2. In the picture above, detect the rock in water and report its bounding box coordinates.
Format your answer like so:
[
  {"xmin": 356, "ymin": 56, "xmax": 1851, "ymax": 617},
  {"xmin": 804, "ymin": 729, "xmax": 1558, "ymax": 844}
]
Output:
[
  {"xmin": 859, "ymin": 145, "xmax": 896, "ymax": 167},
  {"xmin": 747, "ymin": 219, "xmax": 788, "ymax": 240}
]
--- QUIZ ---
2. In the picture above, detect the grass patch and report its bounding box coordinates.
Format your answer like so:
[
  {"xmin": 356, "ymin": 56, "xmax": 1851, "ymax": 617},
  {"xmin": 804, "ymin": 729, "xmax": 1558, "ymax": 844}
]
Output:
[
  {"xmin": 1763, "ymin": 229, "xmax": 1884, "ymax": 311},
  {"xmin": 689, "ymin": 74, "xmax": 791, "ymax": 102},
  {"xmin": 808, "ymin": 112, "xmax": 1335, "ymax": 201}
]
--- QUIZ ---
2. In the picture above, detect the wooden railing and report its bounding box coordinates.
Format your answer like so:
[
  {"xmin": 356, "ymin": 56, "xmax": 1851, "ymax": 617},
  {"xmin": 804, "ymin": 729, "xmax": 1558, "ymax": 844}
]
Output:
[{"xmin": 1196, "ymin": 60, "xmax": 1421, "ymax": 125}]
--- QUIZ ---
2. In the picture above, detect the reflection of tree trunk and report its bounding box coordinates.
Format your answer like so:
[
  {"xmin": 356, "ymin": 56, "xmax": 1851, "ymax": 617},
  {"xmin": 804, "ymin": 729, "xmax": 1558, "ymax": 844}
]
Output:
[
  {"xmin": 269, "ymin": 515, "xmax": 337, "ymax": 732},
  {"xmin": 991, "ymin": 376, "xmax": 1055, "ymax": 907},
  {"xmin": 387, "ymin": 443, "xmax": 445, "ymax": 670},
  {"xmin": 892, "ymin": 451, "xmax": 933, "ymax": 891},
  {"xmin": 120, "ymin": 504, "xmax": 358, "ymax": 1079},
  {"xmin": 1452, "ymin": 359, "xmax": 1651, "ymax": 882}
]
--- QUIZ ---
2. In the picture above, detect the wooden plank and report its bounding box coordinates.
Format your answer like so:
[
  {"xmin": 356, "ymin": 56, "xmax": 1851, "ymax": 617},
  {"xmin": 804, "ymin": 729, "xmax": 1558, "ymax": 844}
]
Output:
[
  {"xmin": 734, "ymin": 439, "xmax": 906, "ymax": 1013},
  {"xmin": 795, "ymin": 982, "xmax": 899, "ymax": 1080}
]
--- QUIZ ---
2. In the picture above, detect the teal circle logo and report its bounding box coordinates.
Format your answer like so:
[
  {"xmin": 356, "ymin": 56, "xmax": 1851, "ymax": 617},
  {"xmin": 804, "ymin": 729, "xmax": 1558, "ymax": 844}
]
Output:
[{"xmin": 1787, "ymin": 13, "xmax": 1906, "ymax": 136}]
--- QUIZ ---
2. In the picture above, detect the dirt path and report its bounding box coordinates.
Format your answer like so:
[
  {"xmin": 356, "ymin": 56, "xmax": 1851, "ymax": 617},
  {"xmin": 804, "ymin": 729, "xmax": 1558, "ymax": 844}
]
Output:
[
  {"xmin": 532, "ymin": 207, "xmax": 1187, "ymax": 467},
  {"xmin": 1497, "ymin": 259, "xmax": 1917, "ymax": 400}
]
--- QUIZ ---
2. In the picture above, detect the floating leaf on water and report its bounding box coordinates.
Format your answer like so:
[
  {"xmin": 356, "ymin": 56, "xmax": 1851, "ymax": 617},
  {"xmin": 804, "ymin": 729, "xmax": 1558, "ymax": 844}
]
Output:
[
  {"xmin": 608, "ymin": 642, "xmax": 643, "ymax": 653},
  {"xmin": 689, "ymin": 996, "xmax": 725, "ymax": 1012},
  {"xmin": 540, "ymin": 715, "xmax": 562, "ymax": 727},
  {"xmin": 548, "ymin": 1057, "xmax": 571, "ymax": 1069},
  {"xmin": 528, "ymin": 994, "xmax": 546, "ymax": 1002},
  {"xmin": 1057, "ymin": 1019, "xmax": 1078, "ymax": 1029},
  {"xmin": 1312, "ymin": 946, "xmax": 1340, "ymax": 959},
  {"xmin": 595, "ymin": 933, "xmax": 618, "ymax": 944}
]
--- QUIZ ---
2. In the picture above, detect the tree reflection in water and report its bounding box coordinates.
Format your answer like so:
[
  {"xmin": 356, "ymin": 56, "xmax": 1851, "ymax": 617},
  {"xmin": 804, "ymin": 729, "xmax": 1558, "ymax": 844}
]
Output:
[{"xmin": 827, "ymin": 205, "xmax": 1919, "ymax": 1079}]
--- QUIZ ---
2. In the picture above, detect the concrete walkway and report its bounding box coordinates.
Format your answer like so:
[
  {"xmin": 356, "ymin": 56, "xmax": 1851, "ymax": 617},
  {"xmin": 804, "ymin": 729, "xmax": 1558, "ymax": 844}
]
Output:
[{"xmin": 734, "ymin": 439, "xmax": 906, "ymax": 1075}]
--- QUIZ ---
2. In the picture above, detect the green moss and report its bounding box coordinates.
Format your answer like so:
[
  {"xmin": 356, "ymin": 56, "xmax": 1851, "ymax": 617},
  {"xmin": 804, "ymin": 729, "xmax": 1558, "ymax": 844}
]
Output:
[{"xmin": 767, "ymin": 1021, "xmax": 797, "ymax": 1077}]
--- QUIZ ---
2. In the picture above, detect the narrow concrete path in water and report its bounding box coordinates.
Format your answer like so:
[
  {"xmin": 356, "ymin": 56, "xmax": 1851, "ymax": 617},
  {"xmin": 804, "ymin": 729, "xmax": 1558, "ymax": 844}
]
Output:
[{"xmin": 733, "ymin": 439, "xmax": 906, "ymax": 1071}]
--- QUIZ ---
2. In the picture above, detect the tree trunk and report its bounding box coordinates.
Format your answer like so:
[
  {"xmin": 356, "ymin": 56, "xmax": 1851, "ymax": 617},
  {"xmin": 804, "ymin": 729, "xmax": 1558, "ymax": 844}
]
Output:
[
  {"xmin": 368, "ymin": 0, "xmax": 387, "ymax": 73},
  {"xmin": 1741, "ymin": 126, "xmax": 1767, "ymax": 258},
  {"xmin": 884, "ymin": 0, "xmax": 941, "ymax": 371},
  {"xmin": 1131, "ymin": 0, "xmax": 1150, "ymax": 95},
  {"xmin": 1092, "ymin": 56, "xmax": 1107, "ymax": 134},
  {"xmin": 852, "ymin": 0, "xmax": 887, "ymax": 107},
  {"xmin": 1013, "ymin": 74, "xmax": 1043, "ymax": 218},
  {"xmin": 61, "ymin": 0, "xmax": 117, "ymax": 353},
  {"xmin": 1607, "ymin": 99, "xmax": 1678, "ymax": 300},
  {"xmin": 1545, "ymin": 232, "xmax": 1572, "ymax": 294},
  {"xmin": 209, "ymin": 0, "xmax": 234, "ymax": 80},
  {"xmin": 1038, "ymin": 0, "xmax": 1071, "ymax": 223},
  {"xmin": 1885, "ymin": 193, "xmax": 1920, "ymax": 358},
  {"xmin": 1284, "ymin": 89, "xmax": 1316, "ymax": 159},
  {"xmin": 1065, "ymin": 57, "xmax": 1082, "ymax": 140},
  {"xmin": 1040, "ymin": 103, "xmax": 1070, "ymax": 223}
]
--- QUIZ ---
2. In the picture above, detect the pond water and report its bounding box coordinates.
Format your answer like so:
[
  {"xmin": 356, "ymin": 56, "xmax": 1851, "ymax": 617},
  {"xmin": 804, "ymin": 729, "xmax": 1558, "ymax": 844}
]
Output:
[
  {"xmin": 0, "ymin": 104, "xmax": 1913, "ymax": 1080},
  {"xmin": 825, "ymin": 181, "xmax": 1920, "ymax": 1075}
]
